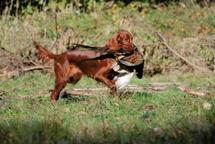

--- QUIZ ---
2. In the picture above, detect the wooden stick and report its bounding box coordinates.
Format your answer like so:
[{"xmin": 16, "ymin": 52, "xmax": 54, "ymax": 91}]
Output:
[
  {"xmin": 54, "ymin": 7, "xmax": 59, "ymax": 54},
  {"xmin": 63, "ymin": 84, "xmax": 167, "ymax": 97},
  {"xmin": 0, "ymin": 65, "xmax": 51, "ymax": 80},
  {"xmin": 65, "ymin": 83, "xmax": 207, "ymax": 97},
  {"xmin": 176, "ymin": 85, "xmax": 207, "ymax": 97},
  {"xmin": 49, "ymin": 8, "xmax": 60, "ymax": 52},
  {"xmin": 156, "ymin": 32, "xmax": 208, "ymax": 72},
  {"xmin": 0, "ymin": 83, "xmax": 209, "ymax": 101},
  {"xmin": 22, "ymin": 65, "xmax": 51, "ymax": 72}
]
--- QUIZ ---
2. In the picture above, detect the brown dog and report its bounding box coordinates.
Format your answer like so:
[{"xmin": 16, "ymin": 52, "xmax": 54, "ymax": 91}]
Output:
[
  {"xmin": 104, "ymin": 30, "xmax": 134, "ymax": 53},
  {"xmin": 33, "ymin": 41, "xmax": 117, "ymax": 102},
  {"xmin": 33, "ymin": 30, "xmax": 143, "ymax": 102},
  {"xmin": 71, "ymin": 30, "xmax": 143, "ymax": 78},
  {"xmin": 72, "ymin": 30, "xmax": 134, "ymax": 54}
]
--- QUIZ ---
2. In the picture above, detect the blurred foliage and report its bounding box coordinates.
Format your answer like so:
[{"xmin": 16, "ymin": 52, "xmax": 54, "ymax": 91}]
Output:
[
  {"xmin": 0, "ymin": 0, "xmax": 214, "ymax": 16},
  {"xmin": 0, "ymin": 1, "xmax": 214, "ymax": 74}
]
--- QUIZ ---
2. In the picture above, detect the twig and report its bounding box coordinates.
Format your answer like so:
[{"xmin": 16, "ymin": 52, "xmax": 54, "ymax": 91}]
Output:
[
  {"xmin": 54, "ymin": 7, "xmax": 60, "ymax": 54},
  {"xmin": 22, "ymin": 66, "xmax": 51, "ymax": 72},
  {"xmin": 64, "ymin": 84, "xmax": 167, "ymax": 97},
  {"xmin": 49, "ymin": 8, "xmax": 60, "ymax": 52},
  {"xmin": 0, "ymin": 47, "xmax": 23, "ymax": 63},
  {"xmin": 148, "ymin": 86, "xmax": 168, "ymax": 91},
  {"xmin": 172, "ymin": 81, "xmax": 207, "ymax": 97},
  {"xmin": 177, "ymin": 85, "xmax": 207, "ymax": 97},
  {"xmin": 67, "ymin": 83, "xmax": 208, "ymax": 97},
  {"xmin": 0, "ymin": 65, "xmax": 51, "ymax": 80},
  {"xmin": 0, "ymin": 47, "xmax": 15, "ymax": 55},
  {"xmin": 156, "ymin": 32, "xmax": 208, "ymax": 72},
  {"xmin": 0, "ymin": 82, "xmax": 209, "ymax": 101}
]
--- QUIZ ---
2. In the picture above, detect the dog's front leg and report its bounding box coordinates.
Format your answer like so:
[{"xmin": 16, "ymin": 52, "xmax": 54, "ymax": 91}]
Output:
[
  {"xmin": 51, "ymin": 62, "xmax": 68, "ymax": 102},
  {"xmin": 51, "ymin": 82, "xmax": 67, "ymax": 102},
  {"xmin": 95, "ymin": 74, "xmax": 117, "ymax": 93}
]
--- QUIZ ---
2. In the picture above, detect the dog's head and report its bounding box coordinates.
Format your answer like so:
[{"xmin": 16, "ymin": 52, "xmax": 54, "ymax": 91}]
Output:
[{"xmin": 105, "ymin": 30, "xmax": 134, "ymax": 53}]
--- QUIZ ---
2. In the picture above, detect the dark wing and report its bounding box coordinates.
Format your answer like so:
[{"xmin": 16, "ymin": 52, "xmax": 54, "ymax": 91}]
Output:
[
  {"xmin": 67, "ymin": 43, "xmax": 107, "ymax": 51},
  {"xmin": 67, "ymin": 43, "xmax": 115, "ymax": 60},
  {"xmin": 134, "ymin": 61, "xmax": 144, "ymax": 79},
  {"xmin": 88, "ymin": 52, "xmax": 115, "ymax": 60}
]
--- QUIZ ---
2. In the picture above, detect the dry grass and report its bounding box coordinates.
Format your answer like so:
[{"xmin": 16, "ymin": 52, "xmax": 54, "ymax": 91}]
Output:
[
  {"xmin": 0, "ymin": 3, "xmax": 214, "ymax": 76},
  {"xmin": 0, "ymin": 3, "xmax": 215, "ymax": 143}
]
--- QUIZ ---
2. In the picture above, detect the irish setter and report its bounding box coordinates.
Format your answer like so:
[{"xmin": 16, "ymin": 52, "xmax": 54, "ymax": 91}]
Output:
[
  {"xmin": 104, "ymin": 29, "xmax": 134, "ymax": 53},
  {"xmin": 71, "ymin": 30, "xmax": 134, "ymax": 54},
  {"xmin": 33, "ymin": 30, "xmax": 143, "ymax": 102}
]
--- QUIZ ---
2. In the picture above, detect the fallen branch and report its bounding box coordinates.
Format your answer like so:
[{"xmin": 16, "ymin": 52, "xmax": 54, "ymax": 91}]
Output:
[
  {"xmin": 0, "ymin": 81, "xmax": 209, "ymax": 101},
  {"xmin": 156, "ymin": 32, "xmax": 208, "ymax": 72},
  {"xmin": 54, "ymin": 7, "xmax": 60, "ymax": 54},
  {"xmin": 48, "ymin": 8, "xmax": 60, "ymax": 53},
  {"xmin": 63, "ymin": 84, "xmax": 168, "ymax": 97},
  {"xmin": 176, "ymin": 85, "xmax": 207, "ymax": 97},
  {"xmin": 64, "ymin": 83, "xmax": 208, "ymax": 97},
  {"xmin": 0, "ymin": 65, "xmax": 51, "ymax": 80},
  {"xmin": 22, "ymin": 65, "xmax": 51, "ymax": 72},
  {"xmin": 127, "ymin": 84, "xmax": 168, "ymax": 92}
]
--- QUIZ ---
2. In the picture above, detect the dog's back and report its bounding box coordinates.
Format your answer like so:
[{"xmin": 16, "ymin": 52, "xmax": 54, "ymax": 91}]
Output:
[
  {"xmin": 32, "ymin": 35, "xmax": 142, "ymax": 102},
  {"xmin": 33, "ymin": 41, "xmax": 117, "ymax": 101}
]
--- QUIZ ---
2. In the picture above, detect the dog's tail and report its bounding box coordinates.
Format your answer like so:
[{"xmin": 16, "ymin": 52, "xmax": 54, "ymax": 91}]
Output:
[{"xmin": 33, "ymin": 40, "xmax": 55, "ymax": 62}]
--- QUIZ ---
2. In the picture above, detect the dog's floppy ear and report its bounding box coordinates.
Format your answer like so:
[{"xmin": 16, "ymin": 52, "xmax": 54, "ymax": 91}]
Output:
[{"xmin": 116, "ymin": 30, "xmax": 133, "ymax": 45}]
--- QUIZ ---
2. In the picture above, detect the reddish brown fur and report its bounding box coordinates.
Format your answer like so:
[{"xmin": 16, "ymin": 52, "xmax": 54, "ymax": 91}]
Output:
[
  {"xmin": 71, "ymin": 30, "xmax": 134, "ymax": 53},
  {"xmin": 102, "ymin": 30, "xmax": 134, "ymax": 53},
  {"xmin": 33, "ymin": 30, "xmax": 135, "ymax": 102},
  {"xmin": 105, "ymin": 30, "xmax": 133, "ymax": 52},
  {"xmin": 33, "ymin": 41, "xmax": 116, "ymax": 102}
]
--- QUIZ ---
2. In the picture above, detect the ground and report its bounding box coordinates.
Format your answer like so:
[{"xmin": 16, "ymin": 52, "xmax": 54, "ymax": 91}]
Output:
[
  {"xmin": 0, "ymin": 72, "xmax": 215, "ymax": 143},
  {"xmin": 0, "ymin": 2, "xmax": 215, "ymax": 144}
]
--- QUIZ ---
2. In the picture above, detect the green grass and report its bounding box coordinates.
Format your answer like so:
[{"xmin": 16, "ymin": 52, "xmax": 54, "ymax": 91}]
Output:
[
  {"xmin": 0, "ymin": 72, "xmax": 215, "ymax": 143},
  {"xmin": 0, "ymin": 4, "xmax": 214, "ymax": 75},
  {"xmin": 0, "ymin": 2, "xmax": 215, "ymax": 143}
]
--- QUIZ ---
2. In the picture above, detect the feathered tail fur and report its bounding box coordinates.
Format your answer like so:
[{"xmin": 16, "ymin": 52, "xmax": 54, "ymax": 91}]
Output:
[{"xmin": 33, "ymin": 41, "xmax": 55, "ymax": 62}]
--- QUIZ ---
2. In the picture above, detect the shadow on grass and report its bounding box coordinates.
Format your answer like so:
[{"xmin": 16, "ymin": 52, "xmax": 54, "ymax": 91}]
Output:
[
  {"xmin": 0, "ymin": 120, "xmax": 73, "ymax": 144},
  {"xmin": 60, "ymin": 91, "xmax": 150, "ymax": 102},
  {"xmin": 0, "ymin": 119, "xmax": 215, "ymax": 144},
  {"xmin": 60, "ymin": 92, "xmax": 91, "ymax": 103},
  {"xmin": 61, "ymin": 95, "xmax": 90, "ymax": 103}
]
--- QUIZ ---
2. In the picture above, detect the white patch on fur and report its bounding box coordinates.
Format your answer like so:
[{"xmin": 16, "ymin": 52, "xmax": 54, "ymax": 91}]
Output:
[{"xmin": 114, "ymin": 72, "xmax": 134, "ymax": 90}]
